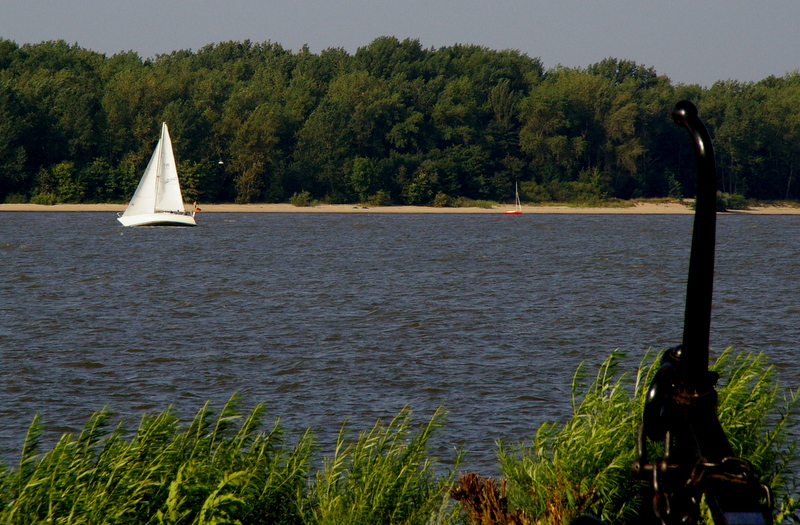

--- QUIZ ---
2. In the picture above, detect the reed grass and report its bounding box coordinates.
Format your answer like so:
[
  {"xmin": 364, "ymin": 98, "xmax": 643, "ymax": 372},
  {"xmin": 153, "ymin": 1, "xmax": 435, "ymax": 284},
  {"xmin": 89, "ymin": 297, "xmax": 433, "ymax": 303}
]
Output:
[
  {"xmin": 0, "ymin": 399, "xmax": 458, "ymax": 524},
  {"xmin": 1, "ymin": 350, "xmax": 796, "ymax": 524},
  {"xmin": 711, "ymin": 350, "xmax": 799, "ymax": 524},
  {"xmin": 304, "ymin": 406, "xmax": 462, "ymax": 525},
  {"xmin": 0, "ymin": 395, "xmax": 313, "ymax": 524},
  {"xmin": 495, "ymin": 348, "xmax": 800, "ymax": 525}
]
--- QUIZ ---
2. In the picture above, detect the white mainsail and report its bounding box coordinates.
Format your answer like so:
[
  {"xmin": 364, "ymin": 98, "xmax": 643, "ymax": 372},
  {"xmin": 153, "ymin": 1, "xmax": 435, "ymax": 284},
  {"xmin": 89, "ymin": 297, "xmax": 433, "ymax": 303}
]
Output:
[{"xmin": 118, "ymin": 123, "xmax": 196, "ymax": 227}]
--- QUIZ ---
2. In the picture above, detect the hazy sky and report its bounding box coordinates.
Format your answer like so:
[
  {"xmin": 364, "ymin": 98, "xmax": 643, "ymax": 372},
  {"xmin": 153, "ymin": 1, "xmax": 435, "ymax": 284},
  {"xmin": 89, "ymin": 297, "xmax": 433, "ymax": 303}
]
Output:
[{"xmin": 2, "ymin": 0, "xmax": 798, "ymax": 87}]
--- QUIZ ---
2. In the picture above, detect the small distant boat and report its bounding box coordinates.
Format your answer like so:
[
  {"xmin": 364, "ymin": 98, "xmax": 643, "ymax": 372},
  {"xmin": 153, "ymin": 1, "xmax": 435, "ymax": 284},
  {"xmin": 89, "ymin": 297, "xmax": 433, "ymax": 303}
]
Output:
[
  {"xmin": 504, "ymin": 182, "xmax": 523, "ymax": 215},
  {"xmin": 118, "ymin": 123, "xmax": 197, "ymax": 227}
]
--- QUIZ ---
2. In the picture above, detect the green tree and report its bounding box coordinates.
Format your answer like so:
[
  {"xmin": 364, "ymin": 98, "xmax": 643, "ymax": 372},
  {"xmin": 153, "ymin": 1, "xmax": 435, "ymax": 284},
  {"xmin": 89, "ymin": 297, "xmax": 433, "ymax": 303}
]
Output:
[
  {"xmin": 353, "ymin": 36, "xmax": 430, "ymax": 80},
  {"xmin": 749, "ymin": 74, "xmax": 800, "ymax": 199},
  {"xmin": 701, "ymin": 80, "xmax": 755, "ymax": 197},
  {"xmin": 294, "ymin": 70, "xmax": 413, "ymax": 201},
  {"xmin": 349, "ymin": 156, "xmax": 380, "ymax": 201},
  {"xmin": 0, "ymin": 80, "xmax": 31, "ymax": 201}
]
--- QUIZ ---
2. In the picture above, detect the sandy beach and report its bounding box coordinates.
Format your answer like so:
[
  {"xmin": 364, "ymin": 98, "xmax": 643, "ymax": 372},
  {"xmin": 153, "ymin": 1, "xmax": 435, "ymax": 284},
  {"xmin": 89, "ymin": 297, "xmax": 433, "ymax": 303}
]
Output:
[{"xmin": 1, "ymin": 202, "xmax": 800, "ymax": 214}]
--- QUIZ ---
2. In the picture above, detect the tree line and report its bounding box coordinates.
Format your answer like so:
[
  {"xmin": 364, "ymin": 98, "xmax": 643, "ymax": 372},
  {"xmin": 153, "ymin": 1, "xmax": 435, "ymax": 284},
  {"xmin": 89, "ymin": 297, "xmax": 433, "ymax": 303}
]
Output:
[{"xmin": 1, "ymin": 36, "xmax": 799, "ymax": 206}]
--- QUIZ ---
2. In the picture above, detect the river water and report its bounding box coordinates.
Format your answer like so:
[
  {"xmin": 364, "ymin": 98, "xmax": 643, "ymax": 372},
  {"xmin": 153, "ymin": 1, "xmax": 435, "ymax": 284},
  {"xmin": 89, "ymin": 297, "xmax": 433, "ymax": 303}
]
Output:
[{"xmin": 1, "ymin": 211, "xmax": 798, "ymax": 475}]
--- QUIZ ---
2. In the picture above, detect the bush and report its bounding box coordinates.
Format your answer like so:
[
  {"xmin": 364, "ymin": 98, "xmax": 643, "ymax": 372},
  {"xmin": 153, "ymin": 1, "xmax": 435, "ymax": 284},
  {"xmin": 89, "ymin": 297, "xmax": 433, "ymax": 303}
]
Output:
[
  {"xmin": 29, "ymin": 192, "xmax": 58, "ymax": 205},
  {"xmin": 667, "ymin": 174, "xmax": 684, "ymax": 200},
  {"xmin": 517, "ymin": 180, "xmax": 608, "ymax": 206},
  {"xmin": 546, "ymin": 180, "xmax": 604, "ymax": 205},
  {"xmin": 452, "ymin": 197, "xmax": 497, "ymax": 209},
  {"xmin": 365, "ymin": 190, "xmax": 392, "ymax": 207},
  {"xmin": 432, "ymin": 192, "xmax": 454, "ymax": 207},
  {"xmin": 519, "ymin": 181, "xmax": 551, "ymax": 203},
  {"xmin": 718, "ymin": 192, "xmax": 749, "ymax": 211},
  {"xmin": 289, "ymin": 190, "xmax": 316, "ymax": 207},
  {"xmin": 3, "ymin": 193, "xmax": 28, "ymax": 204}
]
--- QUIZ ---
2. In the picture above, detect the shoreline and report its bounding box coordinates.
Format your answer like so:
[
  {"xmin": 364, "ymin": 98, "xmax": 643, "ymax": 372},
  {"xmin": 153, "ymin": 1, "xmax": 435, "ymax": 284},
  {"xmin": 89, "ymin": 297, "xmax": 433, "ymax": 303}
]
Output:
[{"xmin": 1, "ymin": 202, "xmax": 799, "ymax": 214}]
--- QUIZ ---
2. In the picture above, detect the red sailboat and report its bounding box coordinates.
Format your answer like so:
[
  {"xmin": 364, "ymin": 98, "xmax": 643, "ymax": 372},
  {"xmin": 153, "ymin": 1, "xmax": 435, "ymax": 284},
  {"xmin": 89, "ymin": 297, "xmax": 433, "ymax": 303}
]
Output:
[{"xmin": 504, "ymin": 182, "xmax": 522, "ymax": 215}]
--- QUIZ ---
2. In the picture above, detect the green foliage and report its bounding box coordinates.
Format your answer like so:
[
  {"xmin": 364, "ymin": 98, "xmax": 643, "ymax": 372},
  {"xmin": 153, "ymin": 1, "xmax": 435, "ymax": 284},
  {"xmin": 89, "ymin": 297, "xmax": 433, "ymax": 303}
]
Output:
[
  {"xmin": 711, "ymin": 351, "xmax": 800, "ymax": 523},
  {"xmin": 234, "ymin": 163, "xmax": 266, "ymax": 203},
  {"xmin": 2, "ymin": 193, "xmax": 27, "ymax": 203},
  {"xmin": 432, "ymin": 191, "xmax": 455, "ymax": 207},
  {"xmin": 667, "ymin": 173, "xmax": 684, "ymax": 199},
  {"xmin": 451, "ymin": 197, "xmax": 497, "ymax": 209},
  {"xmin": 305, "ymin": 406, "xmax": 460, "ymax": 525},
  {"xmin": 365, "ymin": 190, "xmax": 392, "ymax": 207},
  {"xmin": 0, "ymin": 400, "xmax": 457, "ymax": 525},
  {"xmin": 1, "ymin": 38, "xmax": 800, "ymax": 205},
  {"xmin": 717, "ymin": 192, "xmax": 750, "ymax": 211},
  {"xmin": 498, "ymin": 352, "xmax": 648, "ymax": 525},
  {"xmin": 402, "ymin": 167, "xmax": 436, "ymax": 205},
  {"xmin": 518, "ymin": 179, "xmax": 606, "ymax": 206},
  {"xmin": 51, "ymin": 161, "xmax": 84, "ymax": 202},
  {"xmin": 289, "ymin": 190, "xmax": 316, "ymax": 207},
  {"xmin": 496, "ymin": 349, "xmax": 800, "ymax": 525},
  {"xmin": 546, "ymin": 180, "xmax": 605, "ymax": 206},
  {"xmin": 519, "ymin": 181, "xmax": 551, "ymax": 203},
  {"xmin": 349, "ymin": 156, "xmax": 380, "ymax": 201},
  {"xmin": 0, "ymin": 394, "xmax": 313, "ymax": 525},
  {"xmin": 28, "ymin": 192, "xmax": 57, "ymax": 205},
  {"xmin": 0, "ymin": 353, "xmax": 797, "ymax": 524}
]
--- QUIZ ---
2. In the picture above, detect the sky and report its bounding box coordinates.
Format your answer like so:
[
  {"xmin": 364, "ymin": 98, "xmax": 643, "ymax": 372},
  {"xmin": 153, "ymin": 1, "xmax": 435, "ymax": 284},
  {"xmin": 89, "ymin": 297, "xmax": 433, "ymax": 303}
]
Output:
[{"xmin": 1, "ymin": 0, "xmax": 799, "ymax": 87}]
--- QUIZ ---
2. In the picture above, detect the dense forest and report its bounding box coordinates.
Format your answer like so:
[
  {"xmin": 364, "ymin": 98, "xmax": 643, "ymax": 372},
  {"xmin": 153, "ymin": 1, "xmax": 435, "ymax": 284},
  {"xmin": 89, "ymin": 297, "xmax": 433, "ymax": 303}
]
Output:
[{"xmin": 1, "ymin": 36, "xmax": 799, "ymax": 206}]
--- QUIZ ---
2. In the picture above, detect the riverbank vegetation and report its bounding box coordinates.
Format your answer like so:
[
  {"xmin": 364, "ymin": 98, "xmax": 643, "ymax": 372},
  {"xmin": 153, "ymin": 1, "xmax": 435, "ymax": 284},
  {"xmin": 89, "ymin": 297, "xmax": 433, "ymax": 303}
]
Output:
[
  {"xmin": 1, "ymin": 349, "xmax": 797, "ymax": 524},
  {"xmin": 2, "ymin": 37, "xmax": 800, "ymax": 207}
]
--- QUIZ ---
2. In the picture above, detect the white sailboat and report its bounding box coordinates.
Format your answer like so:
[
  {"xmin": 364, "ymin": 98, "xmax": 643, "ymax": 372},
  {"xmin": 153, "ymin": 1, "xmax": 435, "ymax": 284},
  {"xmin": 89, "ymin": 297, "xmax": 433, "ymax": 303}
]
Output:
[
  {"xmin": 118, "ymin": 123, "xmax": 197, "ymax": 227},
  {"xmin": 504, "ymin": 182, "xmax": 523, "ymax": 215}
]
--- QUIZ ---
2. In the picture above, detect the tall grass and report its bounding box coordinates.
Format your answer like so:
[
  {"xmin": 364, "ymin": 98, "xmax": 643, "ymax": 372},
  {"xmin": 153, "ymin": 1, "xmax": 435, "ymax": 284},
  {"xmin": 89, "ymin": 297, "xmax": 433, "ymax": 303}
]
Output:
[
  {"xmin": 0, "ymin": 394, "xmax": 313, "ymax": 524},
  {"xmin": 1, "ymin": 350, "xmax": 796, "ymax": 524},
  {"xmin": 496, "ymin": 351, "xmax": 645, "ymax": 525},
  {"xmin": 495, "ymin": 349, "xmax": 800, "ymax": 525},
  {"xmin": 305, "ymin": 406, "xmax": 461, "ymax": 525},
  {"xmin": 0, "ymin": 399, "xmax": 458, "ymax": 524},
  {"xmin": 713, "ymin": 351, "xmax": 799, "ymax": 524}
]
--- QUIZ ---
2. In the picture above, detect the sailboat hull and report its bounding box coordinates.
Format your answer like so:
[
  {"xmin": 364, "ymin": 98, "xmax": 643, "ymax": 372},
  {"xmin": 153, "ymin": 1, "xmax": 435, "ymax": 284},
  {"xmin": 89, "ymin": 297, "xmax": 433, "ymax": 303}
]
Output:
[{"xmin": 118, "ymin": 212, "xmax": 196, "ymax": 227}]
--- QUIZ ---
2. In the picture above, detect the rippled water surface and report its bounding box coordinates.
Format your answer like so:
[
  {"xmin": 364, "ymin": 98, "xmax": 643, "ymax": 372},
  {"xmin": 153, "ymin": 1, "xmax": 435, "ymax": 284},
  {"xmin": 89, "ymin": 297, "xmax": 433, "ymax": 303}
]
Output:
[{"xmin": 1, "ymin": 212, "xmax": 798, "ymax": 474}]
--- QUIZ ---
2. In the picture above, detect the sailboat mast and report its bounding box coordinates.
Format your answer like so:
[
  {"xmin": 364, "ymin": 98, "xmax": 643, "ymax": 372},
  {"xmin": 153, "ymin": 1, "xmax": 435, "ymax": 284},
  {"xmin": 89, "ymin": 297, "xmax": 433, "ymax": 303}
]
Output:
[{"xmin": 153, "ymin": 123, "xmax": 164, "ymax": 212}]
